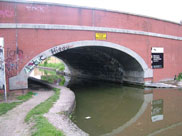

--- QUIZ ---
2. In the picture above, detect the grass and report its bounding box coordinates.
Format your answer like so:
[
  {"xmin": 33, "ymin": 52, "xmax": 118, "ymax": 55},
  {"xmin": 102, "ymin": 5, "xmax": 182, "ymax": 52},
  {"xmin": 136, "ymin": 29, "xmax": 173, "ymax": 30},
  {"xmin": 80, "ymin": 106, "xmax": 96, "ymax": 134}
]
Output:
[
  {"xmin": 32, "ymin": 116, "xmax": 63, "ymax": 136},
  {"xmin": 0, "ymin": 102, "xmax": 22, "ymax": 115},
  {"xmin": 16, "ymin": 91, "xmax": 34, "ymax": 101},
  {"xmin": 0, "ymin": 91, "xmax": 34, "ymax": 116},
  {"xmin": 25, "ymin": 88, "xmax": 64, "ymax": 136}
]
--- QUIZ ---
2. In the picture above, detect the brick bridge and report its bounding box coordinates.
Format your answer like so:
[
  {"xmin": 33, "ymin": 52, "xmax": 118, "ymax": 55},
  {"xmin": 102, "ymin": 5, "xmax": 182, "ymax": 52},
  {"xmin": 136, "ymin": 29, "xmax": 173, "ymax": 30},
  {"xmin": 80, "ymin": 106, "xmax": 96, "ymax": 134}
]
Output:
[{"xmin": 0, "ymin": 0, "xmax": 182, "ymax": 90}]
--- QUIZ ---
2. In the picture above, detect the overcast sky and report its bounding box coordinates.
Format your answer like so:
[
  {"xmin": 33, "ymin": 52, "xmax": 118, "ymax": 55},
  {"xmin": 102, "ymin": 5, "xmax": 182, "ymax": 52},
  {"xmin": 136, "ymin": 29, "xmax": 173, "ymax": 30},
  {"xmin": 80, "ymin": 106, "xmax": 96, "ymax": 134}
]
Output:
[{"xmin": 32, "ymin": 0, "xmax": 182, "ymax": 23}]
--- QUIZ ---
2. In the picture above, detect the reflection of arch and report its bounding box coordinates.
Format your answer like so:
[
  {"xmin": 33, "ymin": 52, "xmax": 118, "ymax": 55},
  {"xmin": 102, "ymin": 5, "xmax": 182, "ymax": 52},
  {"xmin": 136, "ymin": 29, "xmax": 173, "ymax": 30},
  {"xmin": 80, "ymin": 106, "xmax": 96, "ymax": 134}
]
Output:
[
  {"xmin": 101, "ymin": 93, "xmax": 153, "ymax": 136},
  {"xmin": 9, "ymin": 40, "xmax": 153, "ymax": 90}
]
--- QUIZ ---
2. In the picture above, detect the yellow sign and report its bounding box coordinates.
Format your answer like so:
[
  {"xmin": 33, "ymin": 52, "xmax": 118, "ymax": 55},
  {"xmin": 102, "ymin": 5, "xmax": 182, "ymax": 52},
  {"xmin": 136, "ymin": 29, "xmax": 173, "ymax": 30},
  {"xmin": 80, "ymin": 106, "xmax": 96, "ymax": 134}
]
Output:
[{"xmin": 95, "ymin": 33, "xmax": 107, "ymax": 40}]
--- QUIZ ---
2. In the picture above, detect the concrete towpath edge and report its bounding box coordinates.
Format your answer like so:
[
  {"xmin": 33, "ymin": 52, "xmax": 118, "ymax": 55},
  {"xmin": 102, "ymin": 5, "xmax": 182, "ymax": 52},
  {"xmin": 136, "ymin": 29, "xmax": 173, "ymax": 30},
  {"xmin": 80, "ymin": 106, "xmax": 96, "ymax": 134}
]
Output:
[{"xmin": 44, "ymin": 84, "xmax": 89, "ymax": 136}]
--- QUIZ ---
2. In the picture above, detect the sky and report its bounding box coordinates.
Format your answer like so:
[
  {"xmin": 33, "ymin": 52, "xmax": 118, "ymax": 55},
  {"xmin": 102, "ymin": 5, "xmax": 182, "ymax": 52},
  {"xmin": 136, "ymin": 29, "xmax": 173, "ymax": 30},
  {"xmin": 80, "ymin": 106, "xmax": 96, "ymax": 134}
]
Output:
[{"xmin": 31, "ymin": 0, "xmax": 182, "ymax": 23}]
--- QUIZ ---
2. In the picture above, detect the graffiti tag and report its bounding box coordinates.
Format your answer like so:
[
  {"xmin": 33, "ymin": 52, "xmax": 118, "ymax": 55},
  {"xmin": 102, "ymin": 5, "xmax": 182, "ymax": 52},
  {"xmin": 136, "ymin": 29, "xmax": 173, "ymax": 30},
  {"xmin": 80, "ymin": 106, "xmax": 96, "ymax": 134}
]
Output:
[
  {"xmin": 50, "ymin": 45, "xmax": 71, "ymax": 55},
  {"xmin": 26, "ymin": 6, "xmax": 44, "ymax": 12},
  {"xmin": 0, "ymin": 49, "xmax": 4, "ymax": 71},
  {"xmin": 6, "ymin": 48, "xmax": 24, "ymax": 77},
  {"xmin": 0, "ymin": 45, "xmax": 5, "ymax": 89},
  {"xmin": 24, "ymin": 55, "xmax": 46, "ymax": 73},
  {"xmin": 0, "ymin": 10, "xmax": 14, "ymax": 18},
  {"xmin": 7, "ymin": 48, "xmax": 24, "ymax": 59}
]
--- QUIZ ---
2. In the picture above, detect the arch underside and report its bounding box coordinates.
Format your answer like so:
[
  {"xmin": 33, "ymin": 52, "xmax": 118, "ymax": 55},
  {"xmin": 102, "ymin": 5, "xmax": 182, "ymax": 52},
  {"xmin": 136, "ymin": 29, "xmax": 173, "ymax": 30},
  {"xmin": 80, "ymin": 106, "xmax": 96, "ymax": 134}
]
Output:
[
  {"xmin": 55, "ymin": 46, "xmax": 144, "ymax": 84},
  {"xmin": 9, "ymin": 41, "xmax": 153, "ymax": 90}
]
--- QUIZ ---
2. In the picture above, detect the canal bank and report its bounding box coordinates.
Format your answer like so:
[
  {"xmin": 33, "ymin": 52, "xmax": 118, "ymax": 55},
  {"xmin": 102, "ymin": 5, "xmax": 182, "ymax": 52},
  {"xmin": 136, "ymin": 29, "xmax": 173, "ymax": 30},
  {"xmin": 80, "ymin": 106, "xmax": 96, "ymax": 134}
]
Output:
[
  {"xmin": 0, "ymin": 89, "xmax": 54, "ymax": 136},
  {"xmin": 1, "ymin": 76, "xmax": 182, "ymax": 136},
  {"xmin": 44, "ymin": 84, "xmax": 89, "ymax": 136}
]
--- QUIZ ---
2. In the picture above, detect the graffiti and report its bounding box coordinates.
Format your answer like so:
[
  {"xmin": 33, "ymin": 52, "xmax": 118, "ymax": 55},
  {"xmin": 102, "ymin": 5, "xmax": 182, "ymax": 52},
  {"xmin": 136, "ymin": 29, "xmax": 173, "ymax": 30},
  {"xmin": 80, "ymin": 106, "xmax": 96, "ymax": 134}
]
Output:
[
  {"xmin": 6, "ymin": 58, "xmax": 18, "ymax": 77},
  {"xmin": 6, "ymin": 48, "xmax": 24, "ymax": 77},
  {"xmin": 24, "ymin": 54, "xmax": 46, "ymax": 73},
  {"xmin": 7, "ymin": 48, "xmax": 24, "ymax": 59},
  {"xmin": 50, "ymin": 45, "xmax": 71, "ymax": 55},
  {"xmin": 0, "ymin": 46, "xmax": 5, "ymax": 89},
  {"xmin": 26, "ymin": 6, "xmax": 44, "ymax": 12},
  {"xmin": 0, "ymin": 48, "xmax": 4, "ymax": 71},
  {"xmin": 0, "ymin": 62, "xmax": 3, "ymax": 71},
  {"xmin": 24, "ymin": 45, "xmax": 71, "ymax": 74},
  {"xmin": 0, "ymin": 10, "xmax": 14, "ymax": 18}
]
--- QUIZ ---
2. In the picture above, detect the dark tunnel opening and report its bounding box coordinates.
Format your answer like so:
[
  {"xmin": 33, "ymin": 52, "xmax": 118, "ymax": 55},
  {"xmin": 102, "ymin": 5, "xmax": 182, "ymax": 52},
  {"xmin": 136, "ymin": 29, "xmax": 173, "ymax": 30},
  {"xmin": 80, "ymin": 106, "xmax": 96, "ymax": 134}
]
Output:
[{"xmin": 54, "ymin": 46, "xmax": 144, "ymax": 84}]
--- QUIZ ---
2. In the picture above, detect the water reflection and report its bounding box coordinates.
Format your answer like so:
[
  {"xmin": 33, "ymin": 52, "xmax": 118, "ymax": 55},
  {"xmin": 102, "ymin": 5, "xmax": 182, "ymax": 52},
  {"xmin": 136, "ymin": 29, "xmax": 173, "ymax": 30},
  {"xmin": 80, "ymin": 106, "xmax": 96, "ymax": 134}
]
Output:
[
  {"xmin": 116, "ymin": 88, "xmax": 182, "ymax": 136},
  {"xmin": 69, "ymin": 81, "xmax": 182, "ymax": 136},
  {"xmin": 151, "ymin": 99, "xmax": 163, "ymax": 122},
  {"xmin": 69, "ymin": 81, "xmax": 144, "ymax": 136}
]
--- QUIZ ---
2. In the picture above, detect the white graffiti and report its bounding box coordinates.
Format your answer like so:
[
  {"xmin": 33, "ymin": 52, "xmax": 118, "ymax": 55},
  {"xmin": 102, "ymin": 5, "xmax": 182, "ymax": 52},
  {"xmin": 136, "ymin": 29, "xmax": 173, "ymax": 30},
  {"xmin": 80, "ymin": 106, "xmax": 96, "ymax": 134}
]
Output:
[
  {"xmin": 0, "ymin": 47, "xmax": 5, "ymax": 89},
  {"xmin": 26, "ymin": 6, "xmax": 44, "ymax": 12},
  {"xmin": 0, "ymin": 48, "xmax": 4, "ymax": 71},
  {"xmin": 24, "ymin": 54, "xmax": 47, "ymax": 74}
]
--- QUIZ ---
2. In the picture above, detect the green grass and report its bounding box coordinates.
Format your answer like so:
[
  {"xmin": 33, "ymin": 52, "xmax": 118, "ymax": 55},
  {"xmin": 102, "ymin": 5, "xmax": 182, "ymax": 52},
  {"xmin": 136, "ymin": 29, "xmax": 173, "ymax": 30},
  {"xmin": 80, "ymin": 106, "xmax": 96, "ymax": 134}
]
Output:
[
  {"xmin": 0, "ymin": 91, "xmax": 34, "ymax": 116},
  {"xmin": 16, "ymin": 92, "xmax": 34, "ymax": 101},
  {"xmin": 0, "ymin": 102, "xmax": 22, "ymax": 115},
  {"xmin": 32, "ymin": 116, "xmax": 63, "ymax": 136},
  {"xmin": 25, "ymin": 88, "xmax": 64, "ymax": 136}
]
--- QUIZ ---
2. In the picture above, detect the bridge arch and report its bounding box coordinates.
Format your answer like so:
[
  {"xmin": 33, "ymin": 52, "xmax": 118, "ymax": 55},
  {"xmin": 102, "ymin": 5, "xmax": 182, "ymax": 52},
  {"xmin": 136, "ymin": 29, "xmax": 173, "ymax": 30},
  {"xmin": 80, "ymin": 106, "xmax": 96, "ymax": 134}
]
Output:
[{"xmin": 9, "ymin": 40, "xmax": 153, "ymax": 90}]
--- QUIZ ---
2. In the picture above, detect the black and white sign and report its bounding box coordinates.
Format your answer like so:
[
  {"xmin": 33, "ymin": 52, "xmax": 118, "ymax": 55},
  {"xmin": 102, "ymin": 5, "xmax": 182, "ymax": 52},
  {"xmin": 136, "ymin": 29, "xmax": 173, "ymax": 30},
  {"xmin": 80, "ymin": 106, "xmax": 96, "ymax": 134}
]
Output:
[{"xmin": 151, "ymin": 47, "xmax": 164, "ymax": 69}]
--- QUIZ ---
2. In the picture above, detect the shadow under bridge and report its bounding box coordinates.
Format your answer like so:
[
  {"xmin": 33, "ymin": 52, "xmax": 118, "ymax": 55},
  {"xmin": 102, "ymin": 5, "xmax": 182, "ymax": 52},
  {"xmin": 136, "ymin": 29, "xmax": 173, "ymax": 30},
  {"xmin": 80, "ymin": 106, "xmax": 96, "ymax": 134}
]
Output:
[{"xmin": 54, "ymin": 46, "xmax": 144, "ymax": 84}]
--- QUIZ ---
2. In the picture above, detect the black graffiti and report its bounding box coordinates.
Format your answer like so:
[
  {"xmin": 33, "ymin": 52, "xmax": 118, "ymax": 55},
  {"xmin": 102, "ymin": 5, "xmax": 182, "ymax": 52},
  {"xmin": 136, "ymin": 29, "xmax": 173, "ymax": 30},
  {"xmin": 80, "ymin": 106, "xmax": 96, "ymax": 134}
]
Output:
[
  {"xmin": 0, "ymin": 49, "xmax": 3, "ymax": 53},
  {"xmin": 0, "ymin": 62, "xmax": 4, "ymax": 71},
  {"xmin": 50, "ymin": 46, "xmax": 70, "ymax": 55}
]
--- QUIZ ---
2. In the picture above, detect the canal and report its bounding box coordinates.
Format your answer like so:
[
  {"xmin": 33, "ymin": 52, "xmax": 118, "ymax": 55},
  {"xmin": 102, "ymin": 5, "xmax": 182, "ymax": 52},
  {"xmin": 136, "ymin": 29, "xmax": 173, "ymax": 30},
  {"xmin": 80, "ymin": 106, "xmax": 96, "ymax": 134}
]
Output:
[
  {"xmin": 29, "ymin": 65, "xmax": 182, "ymax": 136},
  {"xmin": 68, "ymin": 80, "xmax": 182, "ymax": 136}
]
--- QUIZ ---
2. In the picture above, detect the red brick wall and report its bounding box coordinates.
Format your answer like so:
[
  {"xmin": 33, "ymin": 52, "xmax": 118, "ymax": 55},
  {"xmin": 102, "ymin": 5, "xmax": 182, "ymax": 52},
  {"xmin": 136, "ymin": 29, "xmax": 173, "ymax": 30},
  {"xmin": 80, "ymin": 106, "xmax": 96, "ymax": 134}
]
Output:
[{"xmin": 0, "ymin": 1, "xmax": 182, "ymax": 83}]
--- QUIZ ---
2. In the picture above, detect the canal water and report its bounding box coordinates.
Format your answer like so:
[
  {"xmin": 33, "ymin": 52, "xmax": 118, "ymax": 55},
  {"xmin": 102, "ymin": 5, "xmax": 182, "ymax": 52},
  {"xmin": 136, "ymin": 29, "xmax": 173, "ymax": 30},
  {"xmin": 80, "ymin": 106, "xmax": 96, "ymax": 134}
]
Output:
[{"xmin": 68, "ymin": 80, "xmax": 182, "ymax": 136}]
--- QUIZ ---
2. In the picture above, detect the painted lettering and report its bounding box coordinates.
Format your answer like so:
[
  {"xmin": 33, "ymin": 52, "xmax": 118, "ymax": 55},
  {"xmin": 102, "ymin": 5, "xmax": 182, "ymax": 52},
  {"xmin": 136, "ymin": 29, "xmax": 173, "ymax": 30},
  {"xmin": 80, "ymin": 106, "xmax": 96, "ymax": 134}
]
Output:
[
  {"xmin": 7, "ymin": 48, "xmax": 24, "ymax": 59},
  {"xmin": 50, "ymin": 45, "xmax": 70, "ymax": 55},
  {"xmin": 6, "ymin": 48, "xmax": 24, "ymax": 77},
  {"xmin": 24, "ymin": 55, "xmax": 46, "ymax": 73},
  {"xmin": 26, "ymin": 6, "xmax": 44, "ymax": 12},
  {"xmin": 0, "ymin": 10, "xmax": 14, "ymax": 18}
]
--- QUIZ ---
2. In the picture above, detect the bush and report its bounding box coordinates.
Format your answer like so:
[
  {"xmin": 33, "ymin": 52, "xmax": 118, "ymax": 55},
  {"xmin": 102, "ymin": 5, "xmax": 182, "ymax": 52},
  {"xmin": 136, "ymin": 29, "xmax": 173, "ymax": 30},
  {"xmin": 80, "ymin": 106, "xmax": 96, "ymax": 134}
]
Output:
[
  {"xmin": 39, "ymin": 58, "xmax": 66, "ymax": 86},
  {"xmin": 39, "ymin": 62, "xmax": 65, "ymax": 71},
  {"xmin": 177, "ymin": 73, "xmax": 182, "ymax": 81}
]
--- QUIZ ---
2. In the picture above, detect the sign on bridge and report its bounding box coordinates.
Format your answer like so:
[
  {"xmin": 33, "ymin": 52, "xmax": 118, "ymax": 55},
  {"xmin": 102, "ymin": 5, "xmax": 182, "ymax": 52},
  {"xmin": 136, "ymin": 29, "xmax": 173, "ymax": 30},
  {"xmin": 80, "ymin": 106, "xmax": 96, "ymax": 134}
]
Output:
[
  {"xmin": 95, "ymin": 33, "xmax": 107, "ymax": 40},
  {"xmin": 151, "ymin": 47, "xmax": 164, "ymax": 69}
]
